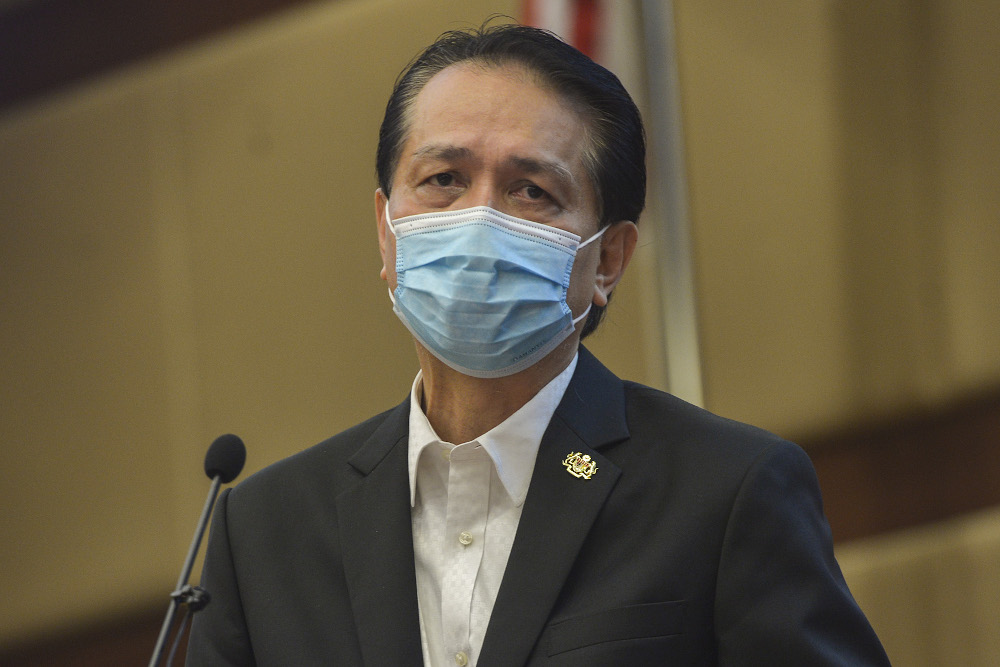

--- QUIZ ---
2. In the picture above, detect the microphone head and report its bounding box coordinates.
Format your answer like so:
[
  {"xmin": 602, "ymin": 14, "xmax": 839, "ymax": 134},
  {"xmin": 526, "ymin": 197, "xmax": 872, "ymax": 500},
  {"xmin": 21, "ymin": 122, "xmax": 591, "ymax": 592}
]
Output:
[{"xmin": 204, "ymin": 434, "xmax": 246, "ymax": 483}]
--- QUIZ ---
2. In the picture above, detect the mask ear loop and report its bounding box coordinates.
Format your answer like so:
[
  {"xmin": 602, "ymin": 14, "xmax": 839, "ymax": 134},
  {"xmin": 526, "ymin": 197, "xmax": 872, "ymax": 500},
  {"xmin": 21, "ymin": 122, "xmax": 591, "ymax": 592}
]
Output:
[
  {"xmin": 572, "ymin": 222, "xmax": 627, "ymax": 326},
  {"xmin": 384, "ymin": 201, "xmax": 400, "ymax": 307},
  {"xmin": 568, "ymin": 224, "xmax": 608, "ymax": 326},
  {"xmin": 577, "ymin": 223, "xmax": 608, "ymax": 249},
  {"xmin": 384, "ymin": 200, "xmax": 397, "ymax": 236},
  {"xmin": 571, "ymin": 303, "xmax": 593, "ymax": 326}
]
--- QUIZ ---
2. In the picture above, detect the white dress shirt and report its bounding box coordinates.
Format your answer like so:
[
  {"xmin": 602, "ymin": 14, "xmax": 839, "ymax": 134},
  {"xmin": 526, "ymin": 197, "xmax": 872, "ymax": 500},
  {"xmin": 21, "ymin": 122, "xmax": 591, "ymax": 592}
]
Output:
[{"xmin": 407, "ymin": 354, "xmax": 578, "ymax": 667}]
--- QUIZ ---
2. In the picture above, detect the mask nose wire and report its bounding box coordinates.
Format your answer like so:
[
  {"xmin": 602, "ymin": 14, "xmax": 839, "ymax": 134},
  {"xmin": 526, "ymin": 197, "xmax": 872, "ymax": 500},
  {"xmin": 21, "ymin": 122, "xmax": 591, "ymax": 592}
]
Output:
[{"xmin": 388, "ymin": 200, "xmax": 613, "ymax": 247}]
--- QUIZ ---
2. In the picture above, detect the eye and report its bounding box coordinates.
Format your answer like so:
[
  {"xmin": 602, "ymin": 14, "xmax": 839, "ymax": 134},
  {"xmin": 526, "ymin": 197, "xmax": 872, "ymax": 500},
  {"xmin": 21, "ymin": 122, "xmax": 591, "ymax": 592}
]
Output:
[
  {"xmin": 512, "ymin": 182, "xmax": 560, "ymax": 211},
  {"xmin": 430, "ymin": 173, "xmax": 454, "ymax": 187},
  {"xmin": 524, "ymin": 184, "xmax": 547, "ymax": 199}
]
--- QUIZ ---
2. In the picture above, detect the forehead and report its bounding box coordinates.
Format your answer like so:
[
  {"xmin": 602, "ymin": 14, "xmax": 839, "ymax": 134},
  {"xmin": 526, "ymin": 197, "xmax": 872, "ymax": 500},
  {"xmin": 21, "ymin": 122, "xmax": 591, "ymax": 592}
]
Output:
[{"xmin": 398, "ymin": 63, "xmax": 591, "ymax": 174}]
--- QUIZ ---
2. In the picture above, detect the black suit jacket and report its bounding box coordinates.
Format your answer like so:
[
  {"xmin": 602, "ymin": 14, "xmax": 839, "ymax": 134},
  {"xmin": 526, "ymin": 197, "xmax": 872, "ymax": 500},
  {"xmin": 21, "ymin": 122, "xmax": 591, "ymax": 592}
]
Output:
[{"xmin": 187, "ymin": 348, "xmax": 889, "ymax": 665}]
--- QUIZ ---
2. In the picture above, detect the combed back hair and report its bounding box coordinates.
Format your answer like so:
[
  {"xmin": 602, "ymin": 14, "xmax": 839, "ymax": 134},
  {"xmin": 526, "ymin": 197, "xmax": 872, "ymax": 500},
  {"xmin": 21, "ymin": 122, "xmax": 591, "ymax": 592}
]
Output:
[{"xmin": 376, "ymin": 22, "xmax": 646, "ymax": 338}]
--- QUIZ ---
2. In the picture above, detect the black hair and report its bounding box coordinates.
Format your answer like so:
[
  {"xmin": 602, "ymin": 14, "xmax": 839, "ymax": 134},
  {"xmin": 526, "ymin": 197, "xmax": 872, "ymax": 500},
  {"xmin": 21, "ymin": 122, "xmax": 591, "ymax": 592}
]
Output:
[{"xmin": 376, "ymin": 22, "xmax": 646, "ymax": 338}]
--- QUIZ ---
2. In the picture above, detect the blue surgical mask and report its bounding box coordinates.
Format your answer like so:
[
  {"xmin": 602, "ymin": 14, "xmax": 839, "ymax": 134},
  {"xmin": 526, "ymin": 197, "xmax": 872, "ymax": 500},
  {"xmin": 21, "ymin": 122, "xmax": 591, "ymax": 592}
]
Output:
[{"xmin": 385, "ymin": 203, "xmax": 606, "ymax": 378}]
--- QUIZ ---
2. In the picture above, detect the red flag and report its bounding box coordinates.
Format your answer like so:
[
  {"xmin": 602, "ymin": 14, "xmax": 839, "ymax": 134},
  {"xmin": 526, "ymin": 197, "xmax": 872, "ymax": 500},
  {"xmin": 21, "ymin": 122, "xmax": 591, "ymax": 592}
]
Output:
[
  {"xmin": 522, "ymin": 0, "xmax": 602, "ymax": 60},
  {"xmin": 522, "ymin": 0, "xmax": 644, "ymax": 106}
]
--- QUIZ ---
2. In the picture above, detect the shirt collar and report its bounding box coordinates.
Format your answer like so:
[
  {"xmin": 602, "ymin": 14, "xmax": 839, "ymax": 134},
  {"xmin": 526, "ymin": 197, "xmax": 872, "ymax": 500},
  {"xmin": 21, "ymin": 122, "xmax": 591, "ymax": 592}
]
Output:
[{"xmin": 407, "ymin": 353, "xmax": 579, "ymax": 507}]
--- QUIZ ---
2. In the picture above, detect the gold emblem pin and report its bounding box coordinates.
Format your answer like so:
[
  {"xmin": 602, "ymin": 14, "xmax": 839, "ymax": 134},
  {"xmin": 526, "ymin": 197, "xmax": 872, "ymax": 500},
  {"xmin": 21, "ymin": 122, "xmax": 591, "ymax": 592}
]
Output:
[{"xmin": 562, "ymin": 452, "xmax": 598, "ymax": 479}]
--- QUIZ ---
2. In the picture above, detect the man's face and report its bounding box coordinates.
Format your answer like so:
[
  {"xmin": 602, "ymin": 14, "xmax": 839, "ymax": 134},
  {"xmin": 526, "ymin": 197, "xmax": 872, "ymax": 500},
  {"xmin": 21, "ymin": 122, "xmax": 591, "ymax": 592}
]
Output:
[{"xmin": 376, "ymin": 63, "xmax": 605, "ymax": 325}]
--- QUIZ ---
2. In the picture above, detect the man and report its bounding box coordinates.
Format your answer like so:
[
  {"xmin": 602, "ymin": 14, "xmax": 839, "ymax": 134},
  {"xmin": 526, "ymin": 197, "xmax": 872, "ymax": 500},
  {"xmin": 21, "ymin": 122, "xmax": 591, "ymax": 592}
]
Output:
[{"xmin": 187, "ymin": 24, "xmax": 889, "ymax": 666}]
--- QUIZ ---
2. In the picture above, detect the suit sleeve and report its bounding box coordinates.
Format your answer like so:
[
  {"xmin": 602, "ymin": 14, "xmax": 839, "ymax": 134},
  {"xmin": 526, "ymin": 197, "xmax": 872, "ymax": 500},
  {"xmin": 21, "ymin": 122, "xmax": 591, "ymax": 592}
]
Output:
[
  {"xmin": 713, "ymin": 441, "xmax": 891, "ymax": 666},
  {"xmin": 185, "ymin": 487, "xmax": 256, "ymax": 666}
]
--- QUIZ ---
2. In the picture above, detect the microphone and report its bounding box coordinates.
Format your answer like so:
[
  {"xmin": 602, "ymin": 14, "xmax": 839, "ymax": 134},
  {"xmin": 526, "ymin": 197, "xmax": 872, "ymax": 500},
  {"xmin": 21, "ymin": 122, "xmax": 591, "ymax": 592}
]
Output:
[
  {"xmin": 149, "ymin": 435, "xmax": 246, "ymax": 667},
  {"xmin": 204, "ymin": 433, "xmax": 246, "ymax": 483}
]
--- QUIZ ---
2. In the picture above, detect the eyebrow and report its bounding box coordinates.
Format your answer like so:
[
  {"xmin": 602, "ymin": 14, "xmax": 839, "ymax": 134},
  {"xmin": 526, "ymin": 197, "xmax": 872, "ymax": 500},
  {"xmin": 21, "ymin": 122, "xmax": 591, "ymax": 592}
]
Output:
[
  {"xmin": 506, "ymin": 155, "xmax": 576, "ymax": 187},
  {"xmin": 413, "ymin": 145, "xmax": 573, "ymax": 177},
  {"xmin": 412, "ymin": 144, "xmax": 473, "ymax": 162},
  {"xmin": 410, "ymin": 144, "xmax": 578, "ymax": 190}
]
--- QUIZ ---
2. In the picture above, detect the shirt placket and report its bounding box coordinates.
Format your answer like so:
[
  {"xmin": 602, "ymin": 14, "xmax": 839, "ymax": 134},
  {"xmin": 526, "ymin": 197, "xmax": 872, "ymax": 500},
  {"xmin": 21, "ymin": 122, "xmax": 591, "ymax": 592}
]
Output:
[{"xmin": 441, "ymin": 442, "xmax": 491, "ymax": 666}]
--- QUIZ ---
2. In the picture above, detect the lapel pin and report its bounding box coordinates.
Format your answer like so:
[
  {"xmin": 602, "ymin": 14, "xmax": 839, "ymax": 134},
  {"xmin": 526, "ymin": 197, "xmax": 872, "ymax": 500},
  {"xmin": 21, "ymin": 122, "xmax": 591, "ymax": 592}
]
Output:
[{"xmin": 562, "ymin": 452, "xmax": 598, "ymax": 480}]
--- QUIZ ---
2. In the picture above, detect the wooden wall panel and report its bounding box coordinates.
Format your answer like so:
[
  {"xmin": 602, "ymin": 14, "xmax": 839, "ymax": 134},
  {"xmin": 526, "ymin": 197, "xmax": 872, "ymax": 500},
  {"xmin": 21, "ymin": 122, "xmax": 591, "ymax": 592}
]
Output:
[{"xmin": 0, "ymin": 0, "xmax": 314, "ymax": 112}]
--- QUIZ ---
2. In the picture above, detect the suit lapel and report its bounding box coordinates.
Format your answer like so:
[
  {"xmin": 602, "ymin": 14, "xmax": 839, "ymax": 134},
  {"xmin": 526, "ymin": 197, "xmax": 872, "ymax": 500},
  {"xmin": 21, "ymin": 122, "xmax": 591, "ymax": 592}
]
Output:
[
  {"xmin": 478, "ymin": 348, "xmax": 629, "ymax": 666},
  {"xmin": 336, "ymin": 401, "xmax": 424, "ymax": 667}
]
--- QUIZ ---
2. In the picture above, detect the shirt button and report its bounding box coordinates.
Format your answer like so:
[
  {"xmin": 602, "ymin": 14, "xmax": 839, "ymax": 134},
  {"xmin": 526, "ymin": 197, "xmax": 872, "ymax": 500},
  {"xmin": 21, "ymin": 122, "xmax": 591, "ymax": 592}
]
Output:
[
  {"xmin": 441, "ymin": 449, "xmax": 451, "ymax": 461},
  {"xmin": 455, "ymin": 652, "xmax": 469, "ymax": 666},
  {"xmin": 458, "ymin": 531, "xmax": 473, "ymax": 546}
]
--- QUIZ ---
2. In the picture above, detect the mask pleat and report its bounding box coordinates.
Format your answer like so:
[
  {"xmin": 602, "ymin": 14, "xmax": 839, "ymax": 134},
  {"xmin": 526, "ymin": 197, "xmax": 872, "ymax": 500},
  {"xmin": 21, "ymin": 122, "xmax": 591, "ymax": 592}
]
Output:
[{"xmin": 387, "ymin": 204, "xmax": 585, "ymax": 378}]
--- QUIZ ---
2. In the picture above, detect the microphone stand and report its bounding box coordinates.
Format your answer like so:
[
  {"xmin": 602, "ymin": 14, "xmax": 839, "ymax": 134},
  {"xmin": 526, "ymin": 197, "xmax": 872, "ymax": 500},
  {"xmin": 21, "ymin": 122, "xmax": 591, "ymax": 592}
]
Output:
[{"xmin": 149, "ymin": 475, "xmax": 223, "ymax": 667}]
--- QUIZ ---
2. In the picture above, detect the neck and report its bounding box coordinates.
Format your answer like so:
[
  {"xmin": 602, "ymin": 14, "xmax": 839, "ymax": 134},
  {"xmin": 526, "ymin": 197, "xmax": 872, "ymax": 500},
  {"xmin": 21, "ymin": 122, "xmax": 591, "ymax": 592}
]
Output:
[{"xmin": 416, "ymin": 339, "xmax": 578, "ymax": 444}]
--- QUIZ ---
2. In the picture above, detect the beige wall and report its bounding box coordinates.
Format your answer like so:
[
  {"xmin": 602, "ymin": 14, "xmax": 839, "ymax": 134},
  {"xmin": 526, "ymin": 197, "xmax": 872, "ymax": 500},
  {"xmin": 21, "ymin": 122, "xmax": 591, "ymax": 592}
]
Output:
[
  {"xmin": 1, "ymin": 0, "xmax": 998, "ymax": 660},
  {"xmin": 0, "ymin": 0, "xmax": 532, "ymax": 644},
  {"xmin": 838, "ymin": 506, "xmax": 1000, "ymax": 666},
  {"xmin": 675, "ymin": 0, "xmax": 1000, "ymax": 437}
]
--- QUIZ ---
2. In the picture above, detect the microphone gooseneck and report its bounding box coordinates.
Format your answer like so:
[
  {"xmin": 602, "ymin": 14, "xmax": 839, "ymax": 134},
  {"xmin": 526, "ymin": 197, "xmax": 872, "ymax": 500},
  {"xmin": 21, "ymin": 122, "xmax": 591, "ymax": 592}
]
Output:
[{"xmin": 149, "ymin": 434, "xmax": 246, "ymax": 667}]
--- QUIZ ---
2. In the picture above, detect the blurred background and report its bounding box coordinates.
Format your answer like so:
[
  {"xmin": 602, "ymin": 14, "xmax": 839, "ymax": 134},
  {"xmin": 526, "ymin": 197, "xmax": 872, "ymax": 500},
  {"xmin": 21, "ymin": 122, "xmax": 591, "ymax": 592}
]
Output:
[{"xmin": 1, "ymin": 0, "xmax": 998, "ymax": 664}]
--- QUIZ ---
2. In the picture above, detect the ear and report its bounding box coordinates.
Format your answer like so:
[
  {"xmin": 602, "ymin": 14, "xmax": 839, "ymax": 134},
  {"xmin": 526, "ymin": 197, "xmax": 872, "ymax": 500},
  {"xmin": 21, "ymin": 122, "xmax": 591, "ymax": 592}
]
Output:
[
  {"xmin": 592, "ymin": 220, "xmax": 638, "ymax": 307},
  {"xmin": 375, "ymin": 188, "xmax": 389, "ymax": 281}
]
